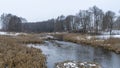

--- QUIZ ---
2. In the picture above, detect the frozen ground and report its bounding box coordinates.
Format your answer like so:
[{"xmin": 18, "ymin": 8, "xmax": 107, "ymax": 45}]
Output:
[
  {"xmin": 101, "ymin": 30, "xmax": 120, "ymax": 35},
  {"xmin": 0, "ymin": 31, "xmax": 27, "ymax": 36},
  {"xmin": 96, "ymin": 30, "xmax": 120, "ymax": 39},
  {"xmin": 91, "ymin": 30, "xmax": 120, "ymax": 39},
  {"xmin": 95, "ymin": 35, "xmax": 120, "ymax": 39}
]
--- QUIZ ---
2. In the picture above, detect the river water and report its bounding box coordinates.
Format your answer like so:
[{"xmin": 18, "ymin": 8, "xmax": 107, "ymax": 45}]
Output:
[{"xmin": 28, "ymin": 40, "xmax": 120, "ymax": 68}]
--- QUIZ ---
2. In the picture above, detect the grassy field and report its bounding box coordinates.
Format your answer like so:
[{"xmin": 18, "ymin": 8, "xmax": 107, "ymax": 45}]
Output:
[
  {"xmin": 0, "ymin": 34, "xmax": 46, "ymax": 68},
  {"xmin": 53, "ymin": 33, "xmax": 120, "ymax": 54}
]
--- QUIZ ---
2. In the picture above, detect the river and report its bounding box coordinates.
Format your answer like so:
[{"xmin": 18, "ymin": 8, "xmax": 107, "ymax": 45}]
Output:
[{"xmin": 28, "ymin": 40, "xmax": 120, "ymax": 68}]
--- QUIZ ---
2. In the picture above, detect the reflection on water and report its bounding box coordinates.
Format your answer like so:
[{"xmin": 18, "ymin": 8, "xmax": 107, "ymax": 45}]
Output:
[{"xmin": 28, "ymin": 40, "xmax": 120, "ymax": 68}]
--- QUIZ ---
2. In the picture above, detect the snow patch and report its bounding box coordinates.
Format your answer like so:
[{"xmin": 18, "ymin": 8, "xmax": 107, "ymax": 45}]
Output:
[
  {"xmin": 101, "ymin": 30, "xmax": 120, "ymax": 35},
  {"xmin": 56, "ymin": 61, "xmax": 101, "ymax": 68},
  {"xmin": 0, "ymin": 32, "xmax": 7, "ymax": 35},
  {"xmin": 0, "ymin": 31, "xmax": 27, "ymax": 36},
  {"xmin": 46, "ymin": 35, "xmax": 54, "ymax": 39},
  {"xmin": 64, "ymin": 62, "xmax": 77, "ymax": 68},
  {"xmin": 80, "ymin": 63, "xmax": 84, "ymax": 65},
  {"xmin": 86, "ymin": 36, "xmax": 92, "ymax": 40},
  {"xmin": 95, "ymin": 35, "xmax": 120, "ymax": 39},
  {"xmin": 88, "ymin": 64, "xmax": 96, "ymax": 67}
]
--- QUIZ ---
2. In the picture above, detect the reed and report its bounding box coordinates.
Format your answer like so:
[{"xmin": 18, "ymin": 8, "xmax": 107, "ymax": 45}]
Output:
[{"xmin": 0, "ymin": 35, "xmax": 46, "ymax": 68}]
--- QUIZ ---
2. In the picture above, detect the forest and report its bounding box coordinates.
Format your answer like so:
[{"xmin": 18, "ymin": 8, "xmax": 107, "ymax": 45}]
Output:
[{"xmin": 1, "ymin": 6, "xmax": 120, "ymax": 34}]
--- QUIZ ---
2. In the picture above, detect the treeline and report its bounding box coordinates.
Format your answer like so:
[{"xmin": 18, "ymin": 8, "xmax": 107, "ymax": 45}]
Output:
[
  {"xmin": 0, "ymin": 13, "xmax": 27, "ymax": 32},
  {"xmin": 54, "ymin": 6, "xmax": 120, "ymax": 34},
  {"xmin": 1, "ymin": 6, "xmax": 120, "ymax": 34},
  {"xmin": 22, "ymin": 19, "xmax": 54, "ymax": 33}
]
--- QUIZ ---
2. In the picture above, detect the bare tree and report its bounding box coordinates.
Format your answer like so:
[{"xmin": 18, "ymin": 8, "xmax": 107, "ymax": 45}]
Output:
[
  {"xmin": 54, "ymin": 15, "xmax": 65, "ymax": 32},
  {"xmin": 1, "ymin": 13, "xmax": 22, "ymax": 32},
  {"xmin": 114, "ymin": 16, "xmax": 120, "ymax": 30},
  {"xmin": 8, "ymin": 16, "xmax": 22, "ymax": 32},
  {"xmin": 77, "ymin": 10, "xmax": 92, "ymax": 33},
  {"xmin": 105, "ymin": 11, "xmax": 115, "ymax": 35},
  {"xmin": 102, "ymin": 14, "xmax": 108, "ymax": 31},
  {"xmin": 90, "ymin": 6, "xmax": 104, "ymax": 34},
  {"xmin": 1, "ymin": 14, "xmax": 12, "ymax": 31},
  {"xmin": 64, "ymin": 15, "xmax": 75, "ymax": 31}
]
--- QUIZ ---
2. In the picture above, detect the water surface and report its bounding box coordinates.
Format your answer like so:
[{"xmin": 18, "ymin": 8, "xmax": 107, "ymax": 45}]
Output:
[{"xmin": 28, "ymin": 40, "xmax": 120, "ymax": 68}]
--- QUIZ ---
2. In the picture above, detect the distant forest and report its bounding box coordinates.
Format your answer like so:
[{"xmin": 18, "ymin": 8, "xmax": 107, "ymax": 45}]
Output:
[{"xmin": 1, "ymin": 6, "xmax": 120, "ymax": 34}]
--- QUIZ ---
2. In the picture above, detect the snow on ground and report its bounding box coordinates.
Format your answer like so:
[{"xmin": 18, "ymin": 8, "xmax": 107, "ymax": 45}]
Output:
[
  {"xmin": 87, "ymin": 30, "xmax": 120, "ymax": 40},
  {"xmin": 76, "ymin": 34, "xmax": 120, "ymax": 41},
  {"xmin": 39, "ymin": 35, "xmax": 55, "ymax": 40},
  {"xmin": 112, "ymin": 30, "xmax": 120, "ymax": 35},
  {"xmin": 0, "ymin": 32, "xmax": 7, "ymax": 35},
  {"xmin": 46, "ymin": 35, "xmax": 54, "ymax": 39},
  {"xmin": 47, "ymin": 32, "xmax": 68, "ymax": 35},
  {"xmin": 101, "ymin": 30, "xmax": 120, "ymax": 35},
  {"xmin": 86, "ymin": 36, "xmax": 92, "ymax": 40},
  {"xmin": 95, "ymin": 35, "xmax": 120, "ymax": 39},
  {"xmin": 56, "ymin": 61, "xmax": 101, "ymax": 68},
  {"xmin": 86, "ymin": 35, "xmax": 120, "ymax": 40},
  {"xmin": 63, "ymin": 62, "xmax": 77, "ymax": 68},
  {"xmin": 0, "ymin": 31, "xmax": 27, "ymax": 36}
]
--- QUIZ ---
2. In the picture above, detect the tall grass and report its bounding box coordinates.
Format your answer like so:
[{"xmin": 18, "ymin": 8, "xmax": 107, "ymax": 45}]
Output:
[{"xmin": 0, "ymin": 35, "xmax": 46, "ymax": 68}]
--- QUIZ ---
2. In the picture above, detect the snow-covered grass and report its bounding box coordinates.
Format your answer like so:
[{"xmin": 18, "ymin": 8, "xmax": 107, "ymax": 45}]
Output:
[
  {"xmin": 56, "ymin": 61, "xmax": 101, "ymax": 68},
  {"xmin": 39, "ymin": 35, "xmax": 57, "ymax": 40},
  {"xmin": 0, "ymin": 31, "xmax": 8, "ymax": 35},
  {"xmin": 95, "ymin": 35, "xmax": 120, "ymax": 39},
  {"xmin": 112, "ymin": 30, "xmax": 120, "ymax": 35},
  {"xmin": 86, "ymin": 30, "xmax": 120, "ymax": 40},
  {"xmin": 98, "ymin": 30, "xmax": 120, "ymax": 39},
  {"xmin": 0, "ymin": 31, "xmax": 27, "ymax": 36},
  {"xmin": 101, "ymin": 30, "xmax": 120, "ymax": 35}
]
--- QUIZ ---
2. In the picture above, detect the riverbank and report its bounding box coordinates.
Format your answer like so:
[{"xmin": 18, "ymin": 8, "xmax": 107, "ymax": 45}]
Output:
[
  {"xmin": 0, "ymin": 34, "xmax": 46, "ymax": 68},
  {"xmin": 52, "ymin": 33, "xmax": 120, "ymax": 54}
]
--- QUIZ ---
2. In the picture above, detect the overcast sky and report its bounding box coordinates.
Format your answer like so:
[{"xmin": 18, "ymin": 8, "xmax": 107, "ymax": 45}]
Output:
[{"xmin": 0, "ymin": 0, "xmax": 119, "ymax": 22}]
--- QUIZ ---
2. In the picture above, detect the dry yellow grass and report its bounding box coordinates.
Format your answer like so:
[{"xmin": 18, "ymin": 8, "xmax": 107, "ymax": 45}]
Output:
[
  {"xmin": 103, "ymin": 38, "xmax": 120, "ymax": 53},
  {"xmin": 0, "ymin": 35, "xmax": 46, "ymax": 68},
  {"xmin": 16, "ymin": 34, "xmax": 44, "ymax": 44}
]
